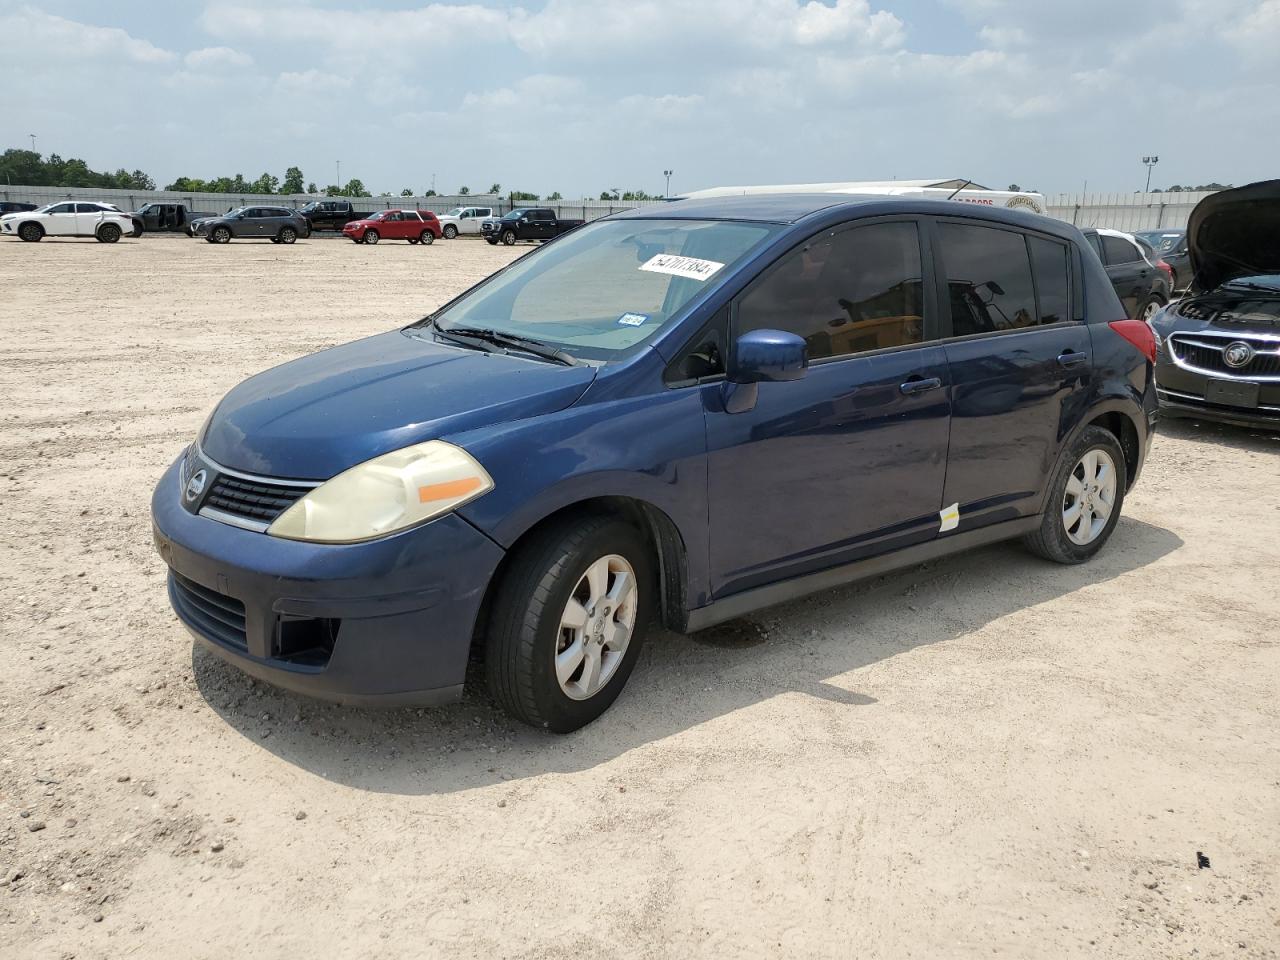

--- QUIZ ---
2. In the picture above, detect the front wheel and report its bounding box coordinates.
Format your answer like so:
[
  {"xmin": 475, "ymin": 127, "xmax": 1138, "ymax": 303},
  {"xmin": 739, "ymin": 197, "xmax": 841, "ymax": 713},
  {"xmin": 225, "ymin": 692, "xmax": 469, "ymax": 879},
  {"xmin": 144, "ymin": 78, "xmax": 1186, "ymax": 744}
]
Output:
[
  {"xmin": 1023, "ymin": 426, "xmax": 1126, "ymax": 564},
  {"xmin": 363, "ymin": 229, "xmax": 379, "ymax": 244},
  {"xmin": 486, "ymin": 516, "xmax": 653, "ymax": 732},
  {"xmin": 419, "ymin": 230, "xmax": 434, "ymax": 245},
  {"xmin": 212, "ymin": 227, "xmax": 231, "ymax": 244},
  {"xmin": 1139, "ymin": 295, "xmax": 1164, "ymax": 323},
  {"xmin": 486, "ymin": 238, "xmax": 498, "ymax": 245},
  {"xmin": 500, "ymin": 229, "xmax": 517, "ymax": 246},
  {"xmin": 18, "ymin": 222, "xmax": 43, "ymax": 242},
  {"xmin": 443, "ymin": 224, "xmax": 458, "ymax": 240},
  {"xmin": 278, "ymin": 226, "xmax": 297, "ymax": 244}
]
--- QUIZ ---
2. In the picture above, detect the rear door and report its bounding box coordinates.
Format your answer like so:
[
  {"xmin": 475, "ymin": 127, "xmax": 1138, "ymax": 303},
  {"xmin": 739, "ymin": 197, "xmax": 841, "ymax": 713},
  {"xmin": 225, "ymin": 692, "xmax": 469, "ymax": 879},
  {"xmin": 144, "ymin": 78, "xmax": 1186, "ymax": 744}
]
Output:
[
  {"xmin": 704, "ymin": 217, "xmax": 952, "ymax": 596},
  {"xmin": 528, "ymin": 209, "xmax": 555, "ymax": 240},
  {"xmin": 1101, "ymin": 234, "xmax": 1150, "ymax": 319},
  {"xmin": 933, "ymin": 219, "xmax": 1091, "ymax": 530},
  {"xmin": 74, "ymin": 203, "xmax": 104, "ymax": 235}
]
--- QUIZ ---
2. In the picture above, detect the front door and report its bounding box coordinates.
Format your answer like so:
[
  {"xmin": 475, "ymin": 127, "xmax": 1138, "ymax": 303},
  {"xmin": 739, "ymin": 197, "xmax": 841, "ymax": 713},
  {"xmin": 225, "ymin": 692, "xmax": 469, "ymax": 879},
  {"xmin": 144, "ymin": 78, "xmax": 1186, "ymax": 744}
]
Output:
[
  {"xmin": 44, "ymin": 202, "xmax": 78, "ymax": 235},
  {"xmin": 932, "ymin": 219, "xmax": 1093, "ymax": 530},
  {"xmin": 1100, "ymin": 233, "xmax": 1151, "ymax": 319},
  {"xmin": 704, "ymin": 218, "xmax": 952, "ymax": 597}
]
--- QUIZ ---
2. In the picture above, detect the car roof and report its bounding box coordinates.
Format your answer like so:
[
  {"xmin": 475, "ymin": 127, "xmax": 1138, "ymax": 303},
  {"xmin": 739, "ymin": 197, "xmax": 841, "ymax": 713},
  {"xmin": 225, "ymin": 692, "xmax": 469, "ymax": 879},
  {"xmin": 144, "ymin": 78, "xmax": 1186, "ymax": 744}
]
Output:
[{"xmin": 611, "ymin": 192, "xmax": 1078, "ymax": 238}]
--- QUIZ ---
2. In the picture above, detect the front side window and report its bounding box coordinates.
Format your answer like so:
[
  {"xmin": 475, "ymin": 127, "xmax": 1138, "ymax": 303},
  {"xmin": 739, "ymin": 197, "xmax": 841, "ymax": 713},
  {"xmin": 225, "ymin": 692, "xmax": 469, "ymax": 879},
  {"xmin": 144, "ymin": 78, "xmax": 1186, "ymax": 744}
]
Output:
[
  {"xmin": 420, "ymin": 218, "xmax": 780, "ymax": 361},
  {"xmin": 49, "ymin": 203, "xmax": 75, "ymax": 214},
  {"xmin": 938, "ymin": 222, "xmax": 1038, "ymax": 336},
  {"xmin": 737, "ymin": 221, "xmax": 925, "ymax": 360},
  {"xmin": 1102, "ymin": 235, "xmax": 1141, "ymax": 264}
]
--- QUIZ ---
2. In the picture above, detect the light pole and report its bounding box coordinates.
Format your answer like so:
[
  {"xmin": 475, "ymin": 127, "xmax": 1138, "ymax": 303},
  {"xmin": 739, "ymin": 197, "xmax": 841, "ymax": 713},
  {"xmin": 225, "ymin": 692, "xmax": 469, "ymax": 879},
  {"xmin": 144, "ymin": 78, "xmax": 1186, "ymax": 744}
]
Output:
[
  {"xmin": 1142, "ymin": 156, "xmax": 1159, "ymax": 193},
  {"xmin": 29, "ymin": 133, "xmax": 36, "ymax": 152},
  {"xmin": 663, "ymin": 169, "xmax": 673, "ymax": 198},
  {"xmin": 336, "ymin": 160, "xmax": 341, "ymax": 194}
]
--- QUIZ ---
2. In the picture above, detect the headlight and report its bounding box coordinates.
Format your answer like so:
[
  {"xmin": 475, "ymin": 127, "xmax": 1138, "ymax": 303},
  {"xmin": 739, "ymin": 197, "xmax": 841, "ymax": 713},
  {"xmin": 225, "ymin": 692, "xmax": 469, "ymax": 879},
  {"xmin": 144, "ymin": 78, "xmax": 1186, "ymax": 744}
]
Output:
[{"xmin": 266, "ymin": 440, "xmax": 493, "ymax": 543}]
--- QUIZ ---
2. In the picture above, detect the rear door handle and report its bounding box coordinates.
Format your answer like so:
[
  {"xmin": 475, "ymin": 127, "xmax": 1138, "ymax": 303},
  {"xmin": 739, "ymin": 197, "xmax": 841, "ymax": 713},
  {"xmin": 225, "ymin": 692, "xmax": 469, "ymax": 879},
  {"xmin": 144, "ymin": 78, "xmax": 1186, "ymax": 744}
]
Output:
[
  {"xmin": 1057, "ymin": 351, "xmax": 1088, "ymax": 368},
  {"xmin": 900, "ymin": 376, "xmax": 942, "ymax": 395}
]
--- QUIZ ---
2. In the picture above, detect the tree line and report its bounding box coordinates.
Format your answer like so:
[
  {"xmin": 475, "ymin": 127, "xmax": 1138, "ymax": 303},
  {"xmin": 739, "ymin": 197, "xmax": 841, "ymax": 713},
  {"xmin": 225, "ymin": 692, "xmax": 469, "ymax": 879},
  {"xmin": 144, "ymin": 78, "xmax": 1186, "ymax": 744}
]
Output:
[{"xmin": 0, "ymin": 149, "xmax": 154, "ymax": 190}]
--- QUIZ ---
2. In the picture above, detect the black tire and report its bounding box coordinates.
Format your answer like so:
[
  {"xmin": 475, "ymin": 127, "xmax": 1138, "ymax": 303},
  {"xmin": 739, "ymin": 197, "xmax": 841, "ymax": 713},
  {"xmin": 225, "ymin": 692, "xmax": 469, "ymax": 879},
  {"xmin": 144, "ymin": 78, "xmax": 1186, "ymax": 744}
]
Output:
[
  {"xmin": 212, "ymin": 226, "xmax": 231, "ymax": 244},
  {"xmin": 18, "ymin": 222, "xmax": 43, "ymax": 242},
  {"xmin": 363, "ymin": 229, "xmax": 379, "ymax": 245},
  {"xmin": 486, "ymin": 516, "xmax": 654, "ymax": 732},
  {"xmin": 1139, "ymin": 294, "xmax": 1165, "ymax": 323},
  {"xmin": 96, "ymin": 223, "xmax": 122, "ymax": 243},
  {"xmin": 1023, "ymin": 426, "xmax": 1127, "ymax": 564},
  {"xmin": 443, "ymin": 224, "xmax": 458, "ymax": 240},
  {"xmin": 486, "ymin": 238, "xmax": 498, "ymax": 245},
  {"xmin": 278, "ymin": 226, "xmax": 297, "ymax": 244},
  {"xmin": 420, "ymin": 230, "xmax": 434, "ymax": 245},
  {"xmin": 500, "ymin": 229, "xmax": 517, "ymax": 246},
  {"xmin": 206, "ymin": 236, "xmax": 218, "ymax": 244},
  {"xmin": 408, "ymin": 237, "xmax": 419, "ymax": 245}
]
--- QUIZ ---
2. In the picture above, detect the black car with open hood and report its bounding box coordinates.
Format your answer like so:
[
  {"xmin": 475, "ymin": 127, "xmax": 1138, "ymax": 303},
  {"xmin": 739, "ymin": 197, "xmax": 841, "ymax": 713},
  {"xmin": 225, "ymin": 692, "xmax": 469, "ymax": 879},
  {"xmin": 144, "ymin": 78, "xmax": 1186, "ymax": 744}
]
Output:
[{"xmin": 1149, "ymin": 180, "xmax": 1280, "ymax": 428}]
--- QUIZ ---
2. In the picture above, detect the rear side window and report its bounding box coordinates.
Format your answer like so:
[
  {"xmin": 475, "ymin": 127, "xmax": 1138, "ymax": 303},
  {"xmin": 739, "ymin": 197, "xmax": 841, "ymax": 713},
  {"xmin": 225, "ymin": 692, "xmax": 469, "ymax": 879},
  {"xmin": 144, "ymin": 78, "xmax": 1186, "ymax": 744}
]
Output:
[
  {"xmin": 738, "ymin": 221, "xmax": 925, "ymax": 360},
  {"xmin": 1102, "ymin": 235, "xmax": 1141, "ymax": 264},
  {"xmin": 1028, "ymin": 236, "xmax": 1071, "ymax": 324},
  {"xmin": 937, "ymin": 222, "xmax": 1037, "ymax": 336}
]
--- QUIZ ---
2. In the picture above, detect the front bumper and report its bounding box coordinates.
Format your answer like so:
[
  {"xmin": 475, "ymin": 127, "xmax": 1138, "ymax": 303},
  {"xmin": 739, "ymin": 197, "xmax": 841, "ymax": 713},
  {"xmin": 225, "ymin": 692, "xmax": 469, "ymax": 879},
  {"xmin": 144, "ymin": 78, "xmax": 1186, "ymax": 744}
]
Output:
[
  {"xmin": 1157, "ymin": 387, "xmax": 1280, "ymax": 429},
  {"xmin": 151, "ymin": 457, "xmax": 506, "ymax": 705}
]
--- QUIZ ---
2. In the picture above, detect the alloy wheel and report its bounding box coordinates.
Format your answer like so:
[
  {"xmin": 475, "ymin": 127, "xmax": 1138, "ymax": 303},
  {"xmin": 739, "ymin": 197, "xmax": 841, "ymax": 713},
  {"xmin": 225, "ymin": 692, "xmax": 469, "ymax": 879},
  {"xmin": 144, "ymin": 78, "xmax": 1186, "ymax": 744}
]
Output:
[
  {"xmin": 555, "ymin": 555, "xmax": 638, "ymax": 701},
  {"xmin": 1063, "ymin": 448, "xmax": 1117, "ymax": 545}
]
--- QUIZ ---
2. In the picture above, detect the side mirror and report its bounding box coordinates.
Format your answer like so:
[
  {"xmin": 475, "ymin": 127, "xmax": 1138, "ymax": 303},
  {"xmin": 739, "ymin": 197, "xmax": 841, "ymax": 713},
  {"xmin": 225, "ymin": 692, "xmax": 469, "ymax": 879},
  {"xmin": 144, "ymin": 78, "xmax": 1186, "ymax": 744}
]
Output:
[{"xmin": 729, "ymin": 329, "xmax": 808, "ymax": 384}]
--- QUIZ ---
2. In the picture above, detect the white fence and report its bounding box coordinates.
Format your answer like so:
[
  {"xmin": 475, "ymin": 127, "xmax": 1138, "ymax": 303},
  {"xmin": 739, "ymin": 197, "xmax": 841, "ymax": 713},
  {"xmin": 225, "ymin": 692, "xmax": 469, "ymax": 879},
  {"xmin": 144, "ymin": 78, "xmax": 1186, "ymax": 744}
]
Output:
[{"xmin": 0, "ymin": 183, "xmax": 1213, "ymax": 232}]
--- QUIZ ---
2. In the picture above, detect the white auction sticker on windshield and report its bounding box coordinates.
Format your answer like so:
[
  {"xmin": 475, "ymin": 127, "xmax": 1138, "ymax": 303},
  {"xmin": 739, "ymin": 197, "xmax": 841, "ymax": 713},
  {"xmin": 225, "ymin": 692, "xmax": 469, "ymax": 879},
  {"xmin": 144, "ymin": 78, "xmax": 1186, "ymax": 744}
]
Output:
[{"xmin": 639, "ymin": 254, "xmax": 725, "ymax": 282}]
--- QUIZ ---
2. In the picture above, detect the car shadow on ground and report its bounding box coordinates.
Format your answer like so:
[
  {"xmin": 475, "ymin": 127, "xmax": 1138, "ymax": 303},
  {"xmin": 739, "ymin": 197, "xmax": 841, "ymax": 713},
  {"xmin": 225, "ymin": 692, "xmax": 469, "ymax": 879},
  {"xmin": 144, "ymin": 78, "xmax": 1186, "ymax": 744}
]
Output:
[
  {"xmin": 192, "ymin": 517, "xmax": 1183, "ymax": 796},
  {"xmin": 1156, "ymin": 415, "xmax": 1280, "ymax": 451}
]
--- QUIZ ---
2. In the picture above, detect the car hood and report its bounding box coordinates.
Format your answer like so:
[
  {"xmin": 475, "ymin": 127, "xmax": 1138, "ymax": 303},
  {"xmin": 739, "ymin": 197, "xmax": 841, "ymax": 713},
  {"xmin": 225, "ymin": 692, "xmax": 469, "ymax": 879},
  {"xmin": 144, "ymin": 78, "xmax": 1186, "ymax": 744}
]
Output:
[
  {"xmin": 1187, "ymin": 179, "xmax": 1280, "ymax": 292},
  {"xmin": 200, "ymin": 329, "xmax": 596, "ymax": 479}
]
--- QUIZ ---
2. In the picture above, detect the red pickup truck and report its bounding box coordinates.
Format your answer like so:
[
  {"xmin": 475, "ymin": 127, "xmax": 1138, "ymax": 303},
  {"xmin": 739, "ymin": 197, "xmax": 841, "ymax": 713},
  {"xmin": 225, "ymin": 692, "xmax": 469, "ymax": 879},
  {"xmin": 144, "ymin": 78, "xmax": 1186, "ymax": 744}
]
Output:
[{"xmin": 342, "ymin": 210, "xmax": 443, "ymax": 245}]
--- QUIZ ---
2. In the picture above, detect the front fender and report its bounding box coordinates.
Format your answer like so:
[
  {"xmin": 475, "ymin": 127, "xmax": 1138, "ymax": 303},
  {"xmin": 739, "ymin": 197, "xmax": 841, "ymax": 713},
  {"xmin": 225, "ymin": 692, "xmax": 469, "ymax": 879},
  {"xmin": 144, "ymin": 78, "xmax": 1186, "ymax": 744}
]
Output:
[{"xmin": 450, "ymin": 387, "xmax": 711, "ymax": 608}]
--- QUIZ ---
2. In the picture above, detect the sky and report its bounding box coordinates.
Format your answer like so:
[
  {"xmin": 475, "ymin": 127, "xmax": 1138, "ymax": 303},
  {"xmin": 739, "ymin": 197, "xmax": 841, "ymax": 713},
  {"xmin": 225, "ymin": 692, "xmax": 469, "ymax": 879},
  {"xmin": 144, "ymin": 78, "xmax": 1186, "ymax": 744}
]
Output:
[{"xmin": 3, "ymin": 0, "xmax": 1278, "ymax": 198}]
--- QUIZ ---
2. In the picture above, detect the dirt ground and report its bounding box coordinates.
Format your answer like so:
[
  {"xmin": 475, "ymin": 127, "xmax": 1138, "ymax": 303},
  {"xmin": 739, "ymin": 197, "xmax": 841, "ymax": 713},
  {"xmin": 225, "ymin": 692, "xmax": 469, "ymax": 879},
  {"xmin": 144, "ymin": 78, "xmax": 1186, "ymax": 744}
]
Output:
[{"xmin": 1, "ymin": 235, "xmax": 1277, "ymax": 960}]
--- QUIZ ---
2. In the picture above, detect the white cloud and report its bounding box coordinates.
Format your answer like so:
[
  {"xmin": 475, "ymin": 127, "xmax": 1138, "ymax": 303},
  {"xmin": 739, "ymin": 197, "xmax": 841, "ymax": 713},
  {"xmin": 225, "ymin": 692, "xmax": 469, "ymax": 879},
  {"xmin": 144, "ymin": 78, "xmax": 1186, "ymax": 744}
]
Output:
[
  {"xmin": 1, "ymin": 5, "xmax": 174, "ymax": 63},
  {"xmin": 184, "ymin": 46, "xmax": 253, "ymax": 70}
]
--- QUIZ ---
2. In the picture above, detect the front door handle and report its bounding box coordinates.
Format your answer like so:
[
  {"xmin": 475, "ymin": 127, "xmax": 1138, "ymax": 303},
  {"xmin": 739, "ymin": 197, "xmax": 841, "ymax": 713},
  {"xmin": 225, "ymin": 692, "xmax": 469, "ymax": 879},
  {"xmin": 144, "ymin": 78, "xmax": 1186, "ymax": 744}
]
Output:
[
  {"xmin": 900, "ymin": 376, "xmax": 942, "ymax": 395},
  {"xmin": 1057, "ymin": 351, "xmax": 1088, "ymax": 368}
]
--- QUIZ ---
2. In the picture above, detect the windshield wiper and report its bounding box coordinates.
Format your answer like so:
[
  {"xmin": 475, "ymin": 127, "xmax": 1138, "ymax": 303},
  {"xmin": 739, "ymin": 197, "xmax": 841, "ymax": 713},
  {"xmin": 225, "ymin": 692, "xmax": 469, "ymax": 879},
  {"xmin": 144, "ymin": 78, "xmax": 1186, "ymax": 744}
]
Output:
[
  {"xmin": 438, "ymin": 325, "xmax": 579, "ymax": 366},
  {"xmin": 1223, "ymin": 280, "xmax": 1280, "ymax": 293}
]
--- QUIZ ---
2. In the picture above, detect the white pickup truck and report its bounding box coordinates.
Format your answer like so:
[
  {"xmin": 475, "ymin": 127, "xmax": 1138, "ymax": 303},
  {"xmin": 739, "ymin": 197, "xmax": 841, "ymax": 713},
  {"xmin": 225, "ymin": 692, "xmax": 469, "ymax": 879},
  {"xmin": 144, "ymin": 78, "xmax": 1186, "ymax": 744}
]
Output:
[{"xmin": 435, "ymin": 205, "xmax": 497, "ymax": 239}]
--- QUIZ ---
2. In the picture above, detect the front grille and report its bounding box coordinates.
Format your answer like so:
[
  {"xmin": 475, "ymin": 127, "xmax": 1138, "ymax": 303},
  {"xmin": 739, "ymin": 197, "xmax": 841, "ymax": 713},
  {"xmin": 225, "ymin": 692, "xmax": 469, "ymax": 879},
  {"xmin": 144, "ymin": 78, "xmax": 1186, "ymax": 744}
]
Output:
[
  {"xmin": 171, "ymin": 573, "xmax": 247, "ymax": 651},
  {"xmin": 203, "ymin": 474, "xmax": 309, "ymax": 524},
  {"xmin": 1170, "ymin": 336, "xmax": 1280, "ymax": 377}
]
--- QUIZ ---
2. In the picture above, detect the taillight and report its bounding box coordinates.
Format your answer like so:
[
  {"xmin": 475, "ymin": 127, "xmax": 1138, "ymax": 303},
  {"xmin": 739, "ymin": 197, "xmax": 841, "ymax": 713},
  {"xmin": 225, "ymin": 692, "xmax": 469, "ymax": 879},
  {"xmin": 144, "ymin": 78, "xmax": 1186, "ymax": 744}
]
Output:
[
  {"xmin": 1109, "ymin": 319, "xmax": 1157, "ymax": 364},
  {"xmin": 1156, "ymin": 259, "xmax": 1173, "ymax": 279}
]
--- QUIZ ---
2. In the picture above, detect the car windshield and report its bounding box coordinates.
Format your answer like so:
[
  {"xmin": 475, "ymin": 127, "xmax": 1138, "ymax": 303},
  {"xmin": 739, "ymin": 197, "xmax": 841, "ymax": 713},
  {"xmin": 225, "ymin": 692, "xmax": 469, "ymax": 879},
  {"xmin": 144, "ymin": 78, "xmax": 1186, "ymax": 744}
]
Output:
[
  {"xmin": 503, "ymin": 209, "xmax": 528, "ymax": 220},
  {"xmin": 368, "ymin": 211, "xmax": 391, "ymax": 221},
  {"xmin": 1135, "ymin": 230, "xmax": 1183, "ymax": 252},
  {"xmin": 444, "ymin": 208, "xmax": 463, "ymax": 217},
  {"xmin": 417, "ymin": 218, "xmax": 780, "ymax": 361}
]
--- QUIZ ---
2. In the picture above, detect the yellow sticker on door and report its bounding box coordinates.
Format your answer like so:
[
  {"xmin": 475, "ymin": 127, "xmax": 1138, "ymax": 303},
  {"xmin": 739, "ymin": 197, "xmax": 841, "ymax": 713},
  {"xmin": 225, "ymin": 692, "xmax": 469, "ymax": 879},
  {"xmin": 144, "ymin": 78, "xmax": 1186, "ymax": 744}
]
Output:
[{"xmin": 939, "ymin": 503, "xmax": 960, "ymax": 533}]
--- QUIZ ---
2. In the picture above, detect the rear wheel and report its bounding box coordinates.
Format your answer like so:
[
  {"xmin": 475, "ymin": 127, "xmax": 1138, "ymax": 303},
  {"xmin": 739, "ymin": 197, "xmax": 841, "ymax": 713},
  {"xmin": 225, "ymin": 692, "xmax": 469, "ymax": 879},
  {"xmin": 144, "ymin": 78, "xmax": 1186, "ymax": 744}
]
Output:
[
  {"xmin": 363, "ymin": 229, "xmax": 379, "ymax": 244},
  {"xmin": 419, "ymin": 230, "xmax": 434, "ymax": 245},
  {"xmin": 18, "ymin": 222, "xmax": 43, "ymax": 242},
  {"xmin": 278, "ymin": 226, "xmax": 297, "ymax": 244},
  {"xmin": 486, "ymin": 516, "xmax": 653, "ymax": 732},
  {"xmin": 443, "ymin": 224, "xmax": 458, "ymax": 239},
  {"xmin": 1023, "ymin": 426, "xmax": 1126, "ymax": 564},
  {"xmin": 96, "ymin": 223, "xmax": 122, "ymax": 243},
  {"xmin": 212, "ymin": 226, "xmax": 231, "ymax": 244}
]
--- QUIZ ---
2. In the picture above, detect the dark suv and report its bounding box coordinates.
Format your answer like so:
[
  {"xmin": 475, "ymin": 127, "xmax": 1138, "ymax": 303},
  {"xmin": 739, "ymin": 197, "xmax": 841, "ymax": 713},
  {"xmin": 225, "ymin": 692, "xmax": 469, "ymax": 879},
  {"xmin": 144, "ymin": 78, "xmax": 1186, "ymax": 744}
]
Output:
[
  {"xmin": 1082, "ymin": 228, "xmax": 1174, "ymax": 322},
  {"xmin": 153, "ymin": 194, "xmax": 1157, "ymax": 731},
  {"xmin": 1149, "ymin": 180, "xmax": 1280, "ymax": 428},
  {"xmin": 190, "ymin": 206, "xmax": 311, "ymax": 244}
]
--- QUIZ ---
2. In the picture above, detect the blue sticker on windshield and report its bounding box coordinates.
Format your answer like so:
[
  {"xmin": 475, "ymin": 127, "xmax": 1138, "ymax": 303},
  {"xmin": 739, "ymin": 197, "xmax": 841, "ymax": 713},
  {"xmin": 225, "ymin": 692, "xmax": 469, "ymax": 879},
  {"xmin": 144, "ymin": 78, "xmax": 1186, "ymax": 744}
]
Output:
[{"xmin": 617, "ymin": 313, "xmax": 648, "ymax": 327}]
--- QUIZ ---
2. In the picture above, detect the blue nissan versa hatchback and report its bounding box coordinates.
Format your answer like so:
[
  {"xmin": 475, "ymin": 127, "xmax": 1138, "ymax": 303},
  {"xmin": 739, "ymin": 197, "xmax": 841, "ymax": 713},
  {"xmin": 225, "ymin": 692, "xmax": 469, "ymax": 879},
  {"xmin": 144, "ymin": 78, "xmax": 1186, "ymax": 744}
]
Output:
[{"xmin": 152, "ymin": 194, "xmax": 1158, "ymax": 732}]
